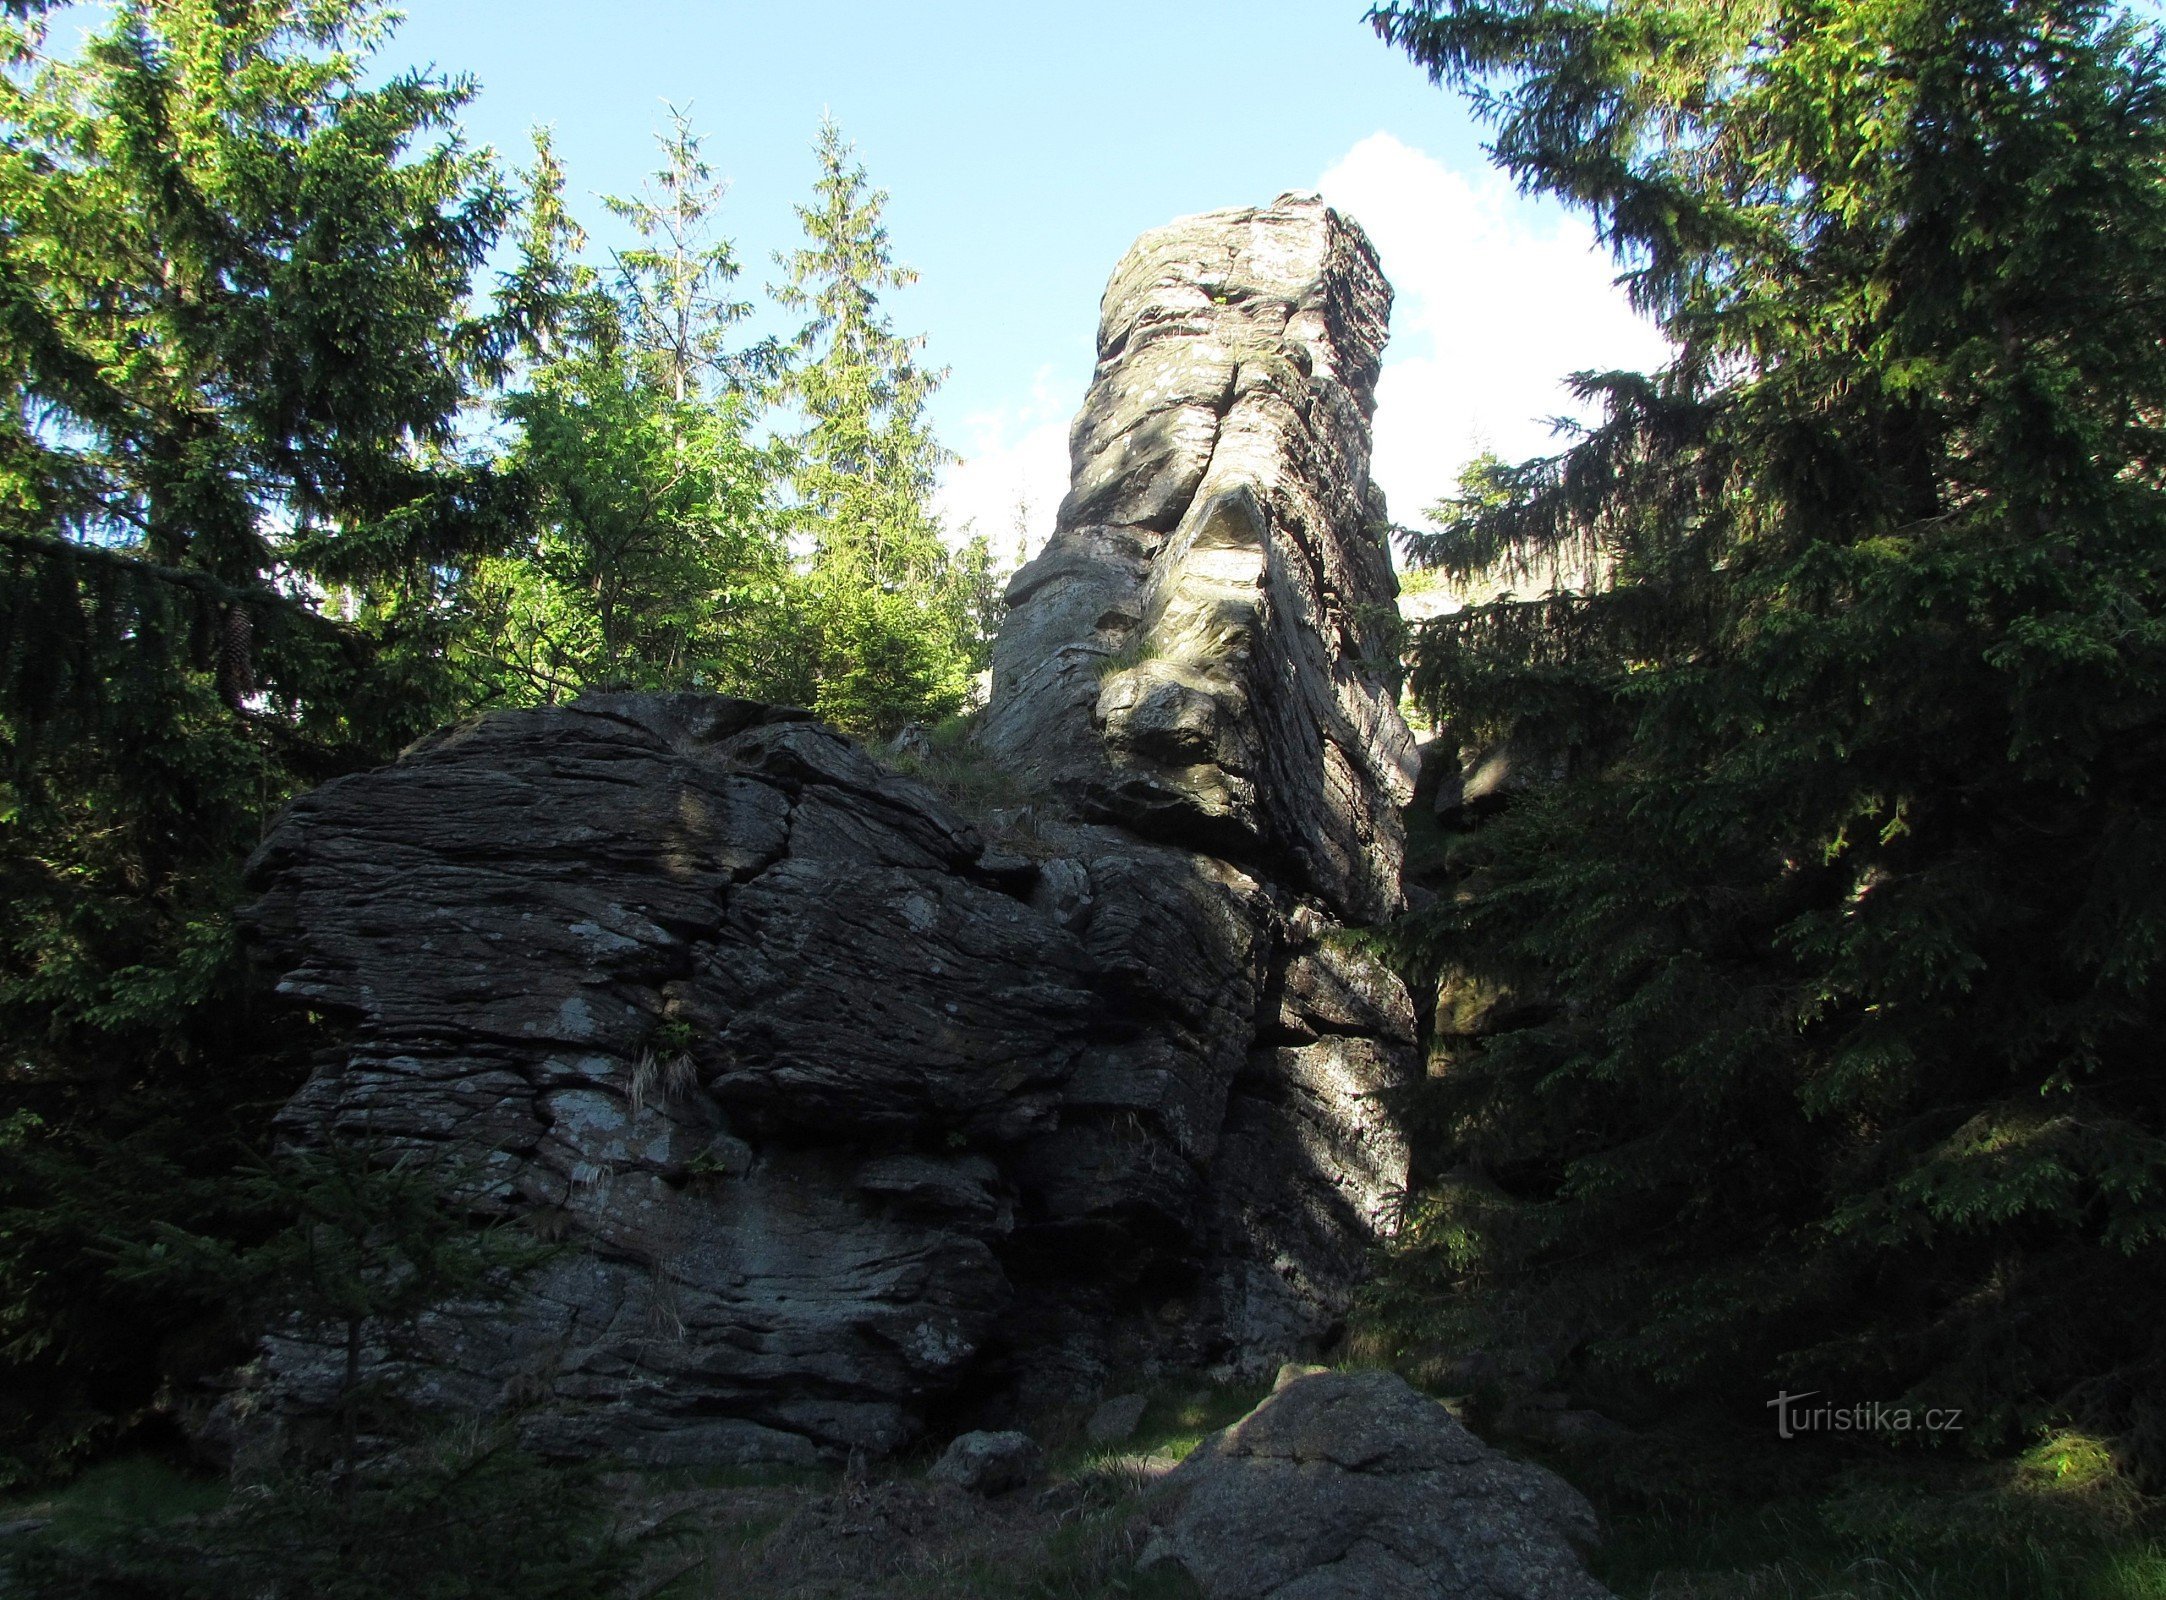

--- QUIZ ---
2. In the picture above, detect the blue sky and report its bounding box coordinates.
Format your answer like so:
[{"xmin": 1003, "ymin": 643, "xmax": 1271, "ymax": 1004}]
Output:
[
  {"xmin": 64, "ymin": 1, "xmax": 1670, "ymax": 548},
  {"xmin": 382, "ymin": 2, "xmax": 1494, "ymax": 411}
]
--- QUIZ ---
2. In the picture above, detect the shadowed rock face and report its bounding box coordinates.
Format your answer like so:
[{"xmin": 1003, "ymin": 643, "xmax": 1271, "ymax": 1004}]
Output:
[
  {"xmin": 229, "ymin": 198, "xmax": 1419, "ymax": 1468},
  {"xmin": 980, "ymin": 194, "xmax": 1416, "ymax": 926}
]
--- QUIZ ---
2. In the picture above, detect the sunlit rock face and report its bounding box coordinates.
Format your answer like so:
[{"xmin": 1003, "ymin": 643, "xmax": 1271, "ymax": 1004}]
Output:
[
  {"xmin": 980, "ymin": 193, "xmax": 1416, "ymax": 926},
  {"xmin": 229, "ymin": 199, "xmax": 1419, "ymax": 1469}
]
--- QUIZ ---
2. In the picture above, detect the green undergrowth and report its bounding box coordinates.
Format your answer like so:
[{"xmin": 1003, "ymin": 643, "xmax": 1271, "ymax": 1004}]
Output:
[
  {"xmin": 1550, "ymin": 1427, "xmax": 2166, "ymax": 1599},
  {"xmin": 1595, "ymin": 1496, "xmax": 2163, "ymax": 1599},
  {"xmin": 1, "ymin": 1426, "xmax": 641, "ymax": 1600},
  {"xmin": 0, "ymin": 1453, "xmax": 227, "ymax": 1541},
  {"xmin": 1027, "ymin": 1374, "xmax": 1273, "ymax": 1482},
  {"xmin": 884, "ymin": 713, "xmax": 1044, "ymax": 824},
  {"xmin": 0, "ymin": 1380, "xmax": 1263, "ymax": 1600},
  {"xmin": 891, "ymin": 1380, "xmax": 1263, "ymax": 1599},
  {"xmin": 644, "ymin": 1379, "xmax": 1261, "ymax": 1600},
  {"xmin": 18, "ymin": 1377, "xmax": 2160, "ymax": 1597}
]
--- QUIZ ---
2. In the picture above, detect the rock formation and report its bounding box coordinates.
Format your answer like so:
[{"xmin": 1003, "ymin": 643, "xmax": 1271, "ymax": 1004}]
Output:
[
  {"xmin": 227, "ymin": 194, "xmax": 1420, "ymax": 1466},
  {"xmin": 1140, "ymin": 1367, "xmax": 1613, "ymax": 1599},
  {"xmin": 981, "ymin": 193, "xmax": 1415, "ymax": 924}
]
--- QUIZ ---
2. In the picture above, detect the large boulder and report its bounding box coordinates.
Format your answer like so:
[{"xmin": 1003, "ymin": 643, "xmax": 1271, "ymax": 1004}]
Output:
[
  {"xmin": 229, "ymin": 196, "xmax": 1421, "ymax": 1467},
  {"xmin": 1141, "ymin": 1368, "xmax": 1612, "ymax": 1600},
  {"xmin": 239, "ymin": 697, "xmax": 1041, "ymax": 1463}
]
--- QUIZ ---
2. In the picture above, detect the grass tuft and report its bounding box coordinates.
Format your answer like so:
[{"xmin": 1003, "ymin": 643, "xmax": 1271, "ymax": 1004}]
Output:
[
  {"xmin": 885, "ymin": 714, "xmax": 1041, "ymax": 821},
  {"xmin": 0, "ymin": 1454, "xmax": 226, "ymax": 1540},
  {"xmin": 1093, "ymin": 635, "xmax": 1164, "ymax": 682}
]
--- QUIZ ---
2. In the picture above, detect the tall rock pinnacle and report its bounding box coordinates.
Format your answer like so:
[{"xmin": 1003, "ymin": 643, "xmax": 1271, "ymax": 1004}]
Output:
[{"xmin": 982, "ymin": 194, "xmax": 1417, "ymax": 924}]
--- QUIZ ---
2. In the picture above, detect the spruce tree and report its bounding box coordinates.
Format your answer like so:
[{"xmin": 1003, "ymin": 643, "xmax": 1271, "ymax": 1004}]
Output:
[
  {"xmin": 6, "ymin": 1137, "xmax": 632, "ymax": 1600},
  {"xmin": 1374, "ymin": 0, "xmax": 2166, "ymax": 1470},
  {"xmin": 603, "ymin": 106, "xmax": 776, "ymax": 402},
  {"xmin": 772, "ymin": 116, "xmax": 986, "ymax": 734},
  {"xmin": 0, "ymin": 0, "xmax": 512, "ymax": 1482},
  {"xmin": 465, "ymin": 116, "xmax": 787, "ymax": 701}
]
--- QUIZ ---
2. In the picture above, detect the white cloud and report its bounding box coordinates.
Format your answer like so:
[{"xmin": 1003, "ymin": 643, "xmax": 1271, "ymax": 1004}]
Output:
[
  {"xmin": 1318, "ymin": 132, "xmax": 1669, "ymax": 528},
  {"xmin": 935, "ymin": 366, "xmax": 1074, "ymax": 561}
]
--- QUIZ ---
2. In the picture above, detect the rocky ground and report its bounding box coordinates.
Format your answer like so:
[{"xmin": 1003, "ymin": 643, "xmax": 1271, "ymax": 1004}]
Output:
[
  {"xmin": 621, "ymin": 1367, "xmax": 1611, "ymax": 1600},
  {"xmin": 608, "ymin": 1379, "xmax": 1246, "ymax": 1600},
  {"xmin": 7, "ymin": 1366, "xmax": 2148, "ymax": 1600},
  {"xmin": 635, "ymin": 1455, "xmax": 1193, "ymax": 1600}
]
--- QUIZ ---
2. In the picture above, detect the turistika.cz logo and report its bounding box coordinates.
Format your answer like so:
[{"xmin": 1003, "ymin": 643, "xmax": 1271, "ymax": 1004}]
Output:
[{"xmin": 1766, "ymin": 1391, "xmax": 1965, "ymax": 1440}]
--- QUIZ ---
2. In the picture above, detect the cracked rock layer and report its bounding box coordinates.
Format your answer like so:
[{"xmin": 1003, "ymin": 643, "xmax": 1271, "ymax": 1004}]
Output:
[{"xmin": 230, "ymin": 194, "xmax": 1420, "ymax": 1466}]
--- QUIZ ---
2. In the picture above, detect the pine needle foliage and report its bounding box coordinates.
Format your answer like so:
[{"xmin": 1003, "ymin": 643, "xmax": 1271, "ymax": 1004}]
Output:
[
  {"xmin": 770, "ymin": 117, "xmax": 992, "ymax": 734},
  {"xmin": 461, "ymin": 117, "xmax": 793, "ymax": 704},
  {"xmin": 0, "ymin": 0, "xmax": 515, "ymax": 1482},
  {"xmin": 1372, "ymin": 0, "xmax": 2166, "ymax": 1473},
  {"xmin": 604, "ymin": 105, "xmax": 780, "ymax": 402}
]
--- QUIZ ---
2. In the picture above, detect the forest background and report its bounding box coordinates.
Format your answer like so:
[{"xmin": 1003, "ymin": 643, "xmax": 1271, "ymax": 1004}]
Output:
[
  {"xmin": 4, "ymin": 1, "xmax": 2166, "ymax": 1597},
  {"xmin": 0, "ymin": 0, "xmax": 1017, "ymax": 1493}
]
